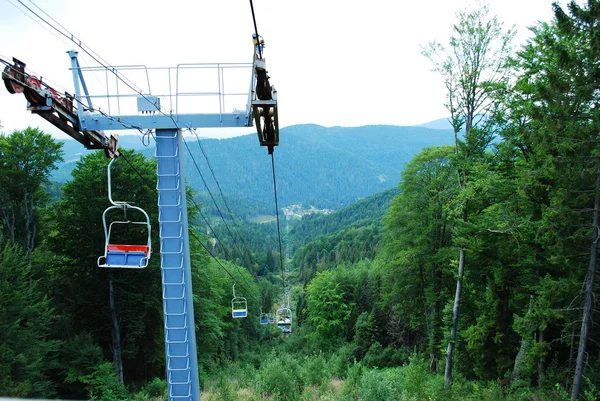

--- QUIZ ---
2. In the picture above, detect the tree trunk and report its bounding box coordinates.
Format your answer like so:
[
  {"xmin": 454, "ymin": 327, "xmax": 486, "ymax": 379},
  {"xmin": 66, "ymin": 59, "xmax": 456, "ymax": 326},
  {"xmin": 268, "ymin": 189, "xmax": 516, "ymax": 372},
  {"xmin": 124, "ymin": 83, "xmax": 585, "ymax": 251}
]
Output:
[
  {"xmin": 445, "ymin": 247, "xmax": 465, "ymax": 387},
  {"xmin": 571, "ymin": 158, "xmax": 600, "ymax": 401},
  {"xmin": 511, "ymin": 295, "xmax": 534, "ymax": 382},
  {"xmin": 109, "ymin": 278, "xmax": 124, "ymax": 383},
  {"xmin": 538, "ymin": 330, "xmax": 545, "ymax": 387},
  {"xmin": 24, "ymin": 190, "xmax": 35, "ymax": 264},
  {"xmin": 1, "ymin": 204, "xmax": 16, "ymax": 244}
]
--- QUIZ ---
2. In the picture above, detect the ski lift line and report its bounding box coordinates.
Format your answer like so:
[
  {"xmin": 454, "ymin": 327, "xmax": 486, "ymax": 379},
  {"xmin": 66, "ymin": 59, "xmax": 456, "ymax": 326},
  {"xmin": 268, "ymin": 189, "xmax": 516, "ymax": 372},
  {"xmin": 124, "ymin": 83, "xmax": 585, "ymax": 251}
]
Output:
[
  {"xmin": 24, "ymin": 0, "xmax": 111, "ymax": 96},
  {"xmin": 6, "ymin": 0, "xmax": 74, "ymax": 65},
  {"xmin": 120, "ymin": 151, "xmax": 263, "ymax": 303},
  {"xmin": 16, "ymin": 0, "xmax": 163, "ymax": 119},
  {"xmin": 110, "ymin": 101, "xmax": 259, "ymax": 295},
  {"xmin": 124, "ymin": 143, "xmax": 239, "ymax": 273},
  {"xmin": 182, "ymin": 134, "xmax": 254, "ymax": 266},
  {"xmin": 180, "ymin": 136, "xmax": 246, "ymax": 256},
  {"xmin": 1, "ymin": 54, "xmax": 154, "ymax": 155},
  {"xmin": 248, "ymin": 0, "xmax": 262, "ymax": 59},
  {"xmin": 270, "ymin": 152, "xmax": 286, "ymax": 293},
  {"xmin": 190, "ymin": 230, "xmax": 261, "ymax": 304},
  {"xmin": 188, "ymin": 127, "xmax": 258, "ymax": 267},
  {"xmin": 19, "ymin": 0, "xmax": 273, "ymax": 309}
]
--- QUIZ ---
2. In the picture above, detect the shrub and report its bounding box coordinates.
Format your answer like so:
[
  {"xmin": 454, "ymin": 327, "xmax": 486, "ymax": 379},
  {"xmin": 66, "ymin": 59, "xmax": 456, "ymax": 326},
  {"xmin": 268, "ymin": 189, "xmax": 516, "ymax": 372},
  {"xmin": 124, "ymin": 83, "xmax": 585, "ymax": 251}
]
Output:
[
  {"xmin": 328, "ymin": 343, "xmax": 358, "ymax": 379},
  {"xmin": 358, "ymin": 369, "xmax": 399, "ymax": 401},
  {"xmin": 340, "ymin": 362, "xmax": 364, "ymax": 401},
  {"xmin": 78, "ymin": 362, "xmax": 130, "ymax": 401},
  {"xmin": 257, "ymin": 355, "xmax": 299, "ymax": 400},
  {"xmin": 300, "ymin": 353, "xmax": 329, "ymax": 387}
]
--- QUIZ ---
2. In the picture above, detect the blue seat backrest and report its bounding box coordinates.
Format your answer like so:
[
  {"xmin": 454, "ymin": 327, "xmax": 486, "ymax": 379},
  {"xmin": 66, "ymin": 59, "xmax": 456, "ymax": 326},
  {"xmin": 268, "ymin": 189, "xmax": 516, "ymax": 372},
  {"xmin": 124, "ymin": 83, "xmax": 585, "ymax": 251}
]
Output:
[{"xmin": 106, "ymin": 250, "xmax": 147, "ymax": 268}]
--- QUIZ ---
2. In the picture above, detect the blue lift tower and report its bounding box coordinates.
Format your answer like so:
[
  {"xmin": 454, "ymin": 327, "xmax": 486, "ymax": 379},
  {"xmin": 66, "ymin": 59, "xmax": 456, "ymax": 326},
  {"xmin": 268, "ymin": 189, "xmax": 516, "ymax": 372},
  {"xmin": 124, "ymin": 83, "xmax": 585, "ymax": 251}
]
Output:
[{"xmin": 2, "ymin": 34, "xmax": 278, "ymax": 401}]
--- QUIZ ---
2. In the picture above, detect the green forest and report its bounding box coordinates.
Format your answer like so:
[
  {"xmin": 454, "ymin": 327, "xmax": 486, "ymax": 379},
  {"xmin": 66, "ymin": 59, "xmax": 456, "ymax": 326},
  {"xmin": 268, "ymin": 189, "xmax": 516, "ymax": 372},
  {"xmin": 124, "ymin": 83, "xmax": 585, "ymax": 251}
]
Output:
[{"xmin": 2, "ymin": 1, "xmax": 600, "ymax": 400}]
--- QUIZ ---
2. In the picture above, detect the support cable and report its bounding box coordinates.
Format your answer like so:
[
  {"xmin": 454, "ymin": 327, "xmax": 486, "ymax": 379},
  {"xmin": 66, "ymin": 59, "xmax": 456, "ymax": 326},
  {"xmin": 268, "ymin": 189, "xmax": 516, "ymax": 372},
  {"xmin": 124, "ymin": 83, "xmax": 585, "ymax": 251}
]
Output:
[
  {"xmin": 249, "ymin": 0, "xmax": 262, "ymax": 58},
  {"xmin": 270, "ymin": 152, "xmax": 286, "ymax": 293},
  {"xmin": 13, "ymin": 0, "xmax": 265, "ymax": 303},
  {"xmin": 188, "ymin": 128, "xmax": 258, "ymax": 265},
  {"xmin": 119, "ymin": 152, "xmax": 262, "ymax": 304},
  {"xmin": 181, "ymin": 136, "xmax": 251, "ymax": 263}
]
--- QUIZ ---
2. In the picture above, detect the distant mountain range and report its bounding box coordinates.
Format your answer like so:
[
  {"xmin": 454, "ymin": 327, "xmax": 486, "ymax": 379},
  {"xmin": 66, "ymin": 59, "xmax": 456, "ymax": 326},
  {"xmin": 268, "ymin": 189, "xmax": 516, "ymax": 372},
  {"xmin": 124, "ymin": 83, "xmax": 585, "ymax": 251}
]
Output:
[{"xmin": 51, "ymin": 123, "xmax": 455, "ymax": 211}]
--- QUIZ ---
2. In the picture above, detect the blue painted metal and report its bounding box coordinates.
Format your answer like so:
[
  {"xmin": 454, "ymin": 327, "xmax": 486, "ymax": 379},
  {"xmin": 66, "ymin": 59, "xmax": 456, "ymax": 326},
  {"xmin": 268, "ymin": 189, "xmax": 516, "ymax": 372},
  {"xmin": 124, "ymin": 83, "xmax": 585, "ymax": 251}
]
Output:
[
  {"xmin": 68, "ymin": 50, "xmax": 94, "ymax": 126},
  {"xmin": 79, "ymin": 112, "xmax": 250, "ymax": 131},
  {"xmin": 104, "ymin": 250, "xmax": 147, "ymax": 267},
  {"xmin": 156, "ymin": 129, "xmax": 200, "ymax": 401}
]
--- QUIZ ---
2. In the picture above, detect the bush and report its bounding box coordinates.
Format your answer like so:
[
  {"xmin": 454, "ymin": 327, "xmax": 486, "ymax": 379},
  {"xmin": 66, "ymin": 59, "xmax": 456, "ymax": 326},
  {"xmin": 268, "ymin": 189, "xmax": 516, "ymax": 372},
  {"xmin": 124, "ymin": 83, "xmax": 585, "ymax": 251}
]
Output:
[
  {"xmin": 340, "ymin": 362, "xmax": 364, "ymax": 401},
  {"xmin": 257, "ymin": 354, "xmax": 300, "ymax": 400},
  {"xmin": 79, "ymin": 362, "xmax": 130, "ymax": 401},
  {"xmin": 328, "ymin": 343, "xmax": 358, "ymax": 378},
  {"xmin": 358, "ymin": 369, "xmax": 400, "ymax": 401},
  {"xmin": 143, "ymin": 378, "xmax": 167, "ymax": 400},
  {"xmin": 300, "ymin": 353, "xmax": 329, "ymax": 387},
  {"xmin": 362, "ymin": 342, "xmax": 403, "ymax": 368}
]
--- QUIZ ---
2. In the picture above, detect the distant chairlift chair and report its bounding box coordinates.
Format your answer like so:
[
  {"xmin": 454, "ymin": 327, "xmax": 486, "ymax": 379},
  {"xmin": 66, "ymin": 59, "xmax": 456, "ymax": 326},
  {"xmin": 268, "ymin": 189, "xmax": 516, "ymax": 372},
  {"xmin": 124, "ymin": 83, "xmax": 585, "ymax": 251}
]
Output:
[
  {"xmin": 276, "ymin": 307, "xmax": 292, "ymax": 334},
  {"xmin": 231, "ymin": 283, "xmax": 248, "ymax": 318}
]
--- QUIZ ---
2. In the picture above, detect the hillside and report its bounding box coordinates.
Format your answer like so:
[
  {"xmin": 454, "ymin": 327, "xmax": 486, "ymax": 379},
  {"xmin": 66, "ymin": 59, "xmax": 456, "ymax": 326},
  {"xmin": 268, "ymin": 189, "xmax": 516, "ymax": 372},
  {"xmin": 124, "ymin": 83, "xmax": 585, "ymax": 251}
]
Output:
[
  {"xmin": 51, "ymin": 124, "xmax": 454, "ymax": 209},
  {"xmin": 287, "ymin": 186, "xmax": 399, "ymax": 252}
]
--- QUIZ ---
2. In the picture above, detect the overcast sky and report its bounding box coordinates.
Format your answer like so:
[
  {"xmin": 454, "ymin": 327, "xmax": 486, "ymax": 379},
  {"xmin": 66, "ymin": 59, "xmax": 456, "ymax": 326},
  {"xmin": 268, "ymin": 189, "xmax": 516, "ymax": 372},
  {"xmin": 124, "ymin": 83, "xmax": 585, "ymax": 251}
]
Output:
[{"xmin": 0, "ymin": 0, "xmax": 562, "ymax": 140}]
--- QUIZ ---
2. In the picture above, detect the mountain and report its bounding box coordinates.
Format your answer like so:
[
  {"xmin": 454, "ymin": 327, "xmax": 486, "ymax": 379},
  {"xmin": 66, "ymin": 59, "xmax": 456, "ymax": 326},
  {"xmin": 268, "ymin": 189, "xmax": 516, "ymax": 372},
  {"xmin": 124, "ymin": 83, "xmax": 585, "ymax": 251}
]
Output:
[
  {"xmin": 52, "ymin": 134, "xmax": 154, "ymax": 182},
  {"xmin": 415, "ymin": 117, "xmax": 453, "ymax": 130},
  {"xmin": 51, "ymin": 124, "xmax": 454, "ymax": 210},
  {"xmin": 287, "ymin": 187, "xmax": 400, "ymax": 251}
]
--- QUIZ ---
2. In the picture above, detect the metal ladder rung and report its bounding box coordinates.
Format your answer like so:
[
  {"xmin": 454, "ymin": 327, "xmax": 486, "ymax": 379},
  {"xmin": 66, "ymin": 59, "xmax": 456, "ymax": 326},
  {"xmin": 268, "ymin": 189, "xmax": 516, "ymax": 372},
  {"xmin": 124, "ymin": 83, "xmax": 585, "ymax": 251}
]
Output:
[
  {"xmin": 159, "ymin": 225, "xmax": 184, "ymax": 238},
  {"xmin": 158, "ymin": 211, "xmax": 183, "ymax": 223},
  {"xmin": 159, "ymin": 242, "xmax": 184, "ymax": 254},
  {"xmin": 158, "ymin": 194, "xmax": 182, "ymax": 207},
  {"xmin": 154, "ymin": 147, "xmax": 179, "ymax": 158}
]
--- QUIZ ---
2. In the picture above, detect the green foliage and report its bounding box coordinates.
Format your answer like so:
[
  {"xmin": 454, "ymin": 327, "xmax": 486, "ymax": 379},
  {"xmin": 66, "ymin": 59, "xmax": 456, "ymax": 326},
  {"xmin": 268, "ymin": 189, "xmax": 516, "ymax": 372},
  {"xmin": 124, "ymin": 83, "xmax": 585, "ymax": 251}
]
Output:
[
  {"xmin": 0, "ymin": 241, "xmax": 59, "ymax": 398},
  {"xmin": 78, "ymin": 362, "xmax": 129, "ymax": 401},
  {"xmin": 135, "ymin": 378, "xmax": 167, "ymax": 400},
  {"xmin": 340, "ymin": 362, "xmax": 364, "ymax": 401},
  {"xmin": 257, "ymin": 354, "xmax": 300, "ymax": 400},
  {"xmin": 288, "ymin": 187, "xmax": 399, "ymax": 252},
  {"xmin": 357, "ymin": 368, "xmax": 401, "ymax": 401},
  {"xmin": 42, "ymin": 150, "xmax": 165, "ymax": 390},
  {"xmin": 0, "ymin": 127, "xmax": 64, "ymax": 253},
  {"xmin": 299, "ymin": 353, "xmax": 329, "ymax": 387},
  {"xmin": 305, "ymin": 270, "xmax": 354, "ymax": 346}
]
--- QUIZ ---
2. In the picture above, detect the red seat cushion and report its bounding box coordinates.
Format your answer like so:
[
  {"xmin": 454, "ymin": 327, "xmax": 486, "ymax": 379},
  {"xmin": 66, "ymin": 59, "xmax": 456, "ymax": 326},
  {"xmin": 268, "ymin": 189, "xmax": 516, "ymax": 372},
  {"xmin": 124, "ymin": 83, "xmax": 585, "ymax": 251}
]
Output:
[{"xmin": 107, "ymin": 244, "xmax": 149, "ymax": 255}]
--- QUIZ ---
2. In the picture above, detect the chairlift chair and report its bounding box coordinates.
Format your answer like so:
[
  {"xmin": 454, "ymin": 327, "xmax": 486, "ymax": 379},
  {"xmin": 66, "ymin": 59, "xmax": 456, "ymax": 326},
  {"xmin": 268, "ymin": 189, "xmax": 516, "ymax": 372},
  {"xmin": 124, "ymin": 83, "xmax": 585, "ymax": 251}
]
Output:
[
  {"xmin": 98, "ymin": 159, "xmax": 151, "ymax": 269},
  {"xmin": 276, "ymin": 307, "xmax": 292, "ymax": 333},
  {"xmin": 259, "ymin": 307, "xmax": 269, "ymax": 324},
  {"xmin": 268, "ymin": 313, "xmax": 276, "ymax": 324},
  {"xmin": 231, "ymin": 283, "xmax": 248, "ymax": 318}
]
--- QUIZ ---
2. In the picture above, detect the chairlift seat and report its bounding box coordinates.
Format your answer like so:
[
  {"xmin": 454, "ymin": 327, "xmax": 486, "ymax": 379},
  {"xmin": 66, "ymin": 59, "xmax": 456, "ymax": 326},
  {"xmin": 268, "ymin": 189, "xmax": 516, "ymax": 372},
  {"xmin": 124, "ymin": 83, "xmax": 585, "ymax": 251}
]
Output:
[
  {"xmin": 231, "ymin": 296, "xmax": 248, "ymax": 318},
  {"xmin": 100, "ymin": 244, "xmax": 149, "ymax": 268},
  {"xmin": 232, "ymin": 309, "xmax": 248, "ymax": 318}
]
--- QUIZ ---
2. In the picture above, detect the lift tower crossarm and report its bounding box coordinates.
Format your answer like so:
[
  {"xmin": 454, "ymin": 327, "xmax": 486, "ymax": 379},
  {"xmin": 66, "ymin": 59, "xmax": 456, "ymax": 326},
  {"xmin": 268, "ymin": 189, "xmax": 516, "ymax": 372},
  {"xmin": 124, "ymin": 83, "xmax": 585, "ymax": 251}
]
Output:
[{"xmin": 1, "ymin": 55, "xmax": 120, "ymax": 158}]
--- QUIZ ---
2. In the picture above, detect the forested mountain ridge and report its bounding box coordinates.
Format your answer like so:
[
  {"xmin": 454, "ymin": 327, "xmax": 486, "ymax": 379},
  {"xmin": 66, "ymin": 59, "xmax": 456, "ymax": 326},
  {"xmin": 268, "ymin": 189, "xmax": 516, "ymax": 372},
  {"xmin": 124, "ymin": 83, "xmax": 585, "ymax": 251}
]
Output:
[
  {"xmin": 51, "ymin": 124, "xmax": 454, "ymax": 210},
  {"xmin": 288, "ymin": 187, "xmax": 400, "ymax": 252}
]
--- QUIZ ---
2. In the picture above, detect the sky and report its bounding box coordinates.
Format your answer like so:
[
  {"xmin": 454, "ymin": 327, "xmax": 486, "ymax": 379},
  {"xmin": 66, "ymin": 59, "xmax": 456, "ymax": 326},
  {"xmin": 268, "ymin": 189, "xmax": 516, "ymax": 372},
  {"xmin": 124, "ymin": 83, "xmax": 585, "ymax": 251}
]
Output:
[{"xmin": 0, "ymin": 0, "xmax": 563, "ymax": 140}]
